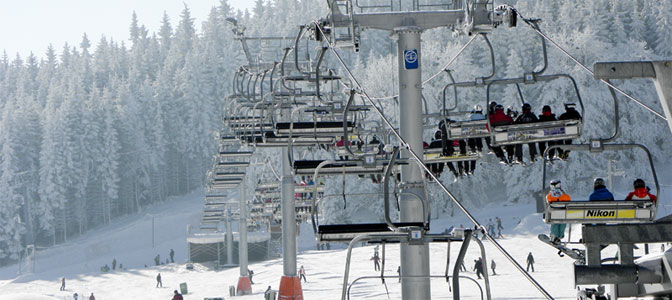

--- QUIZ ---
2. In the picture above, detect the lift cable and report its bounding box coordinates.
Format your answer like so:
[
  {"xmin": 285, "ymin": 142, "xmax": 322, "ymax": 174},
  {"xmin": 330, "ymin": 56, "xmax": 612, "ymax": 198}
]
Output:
[{"xmin": 313, "ymin": 20, "xmax": 554, "ymax": 300}]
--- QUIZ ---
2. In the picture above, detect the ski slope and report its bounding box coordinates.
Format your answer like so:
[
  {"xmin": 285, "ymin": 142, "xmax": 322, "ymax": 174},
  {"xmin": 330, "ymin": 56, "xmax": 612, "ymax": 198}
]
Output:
[{"xmin": 0, "ymin": 188, "xmax": 669, "ymax": 300}]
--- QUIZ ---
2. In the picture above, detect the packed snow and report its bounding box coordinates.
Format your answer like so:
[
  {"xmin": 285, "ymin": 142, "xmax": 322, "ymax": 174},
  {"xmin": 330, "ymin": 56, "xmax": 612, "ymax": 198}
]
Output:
[{"xmin": 1, "ymin": 189, "xmax": 669, "ymax": 300}]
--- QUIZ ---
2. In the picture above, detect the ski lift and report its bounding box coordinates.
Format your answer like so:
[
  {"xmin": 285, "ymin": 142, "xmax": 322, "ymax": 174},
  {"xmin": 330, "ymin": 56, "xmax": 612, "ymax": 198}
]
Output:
[{"xmin": 541, "ymin": 143, "xmax": 659, "ymax": 224}]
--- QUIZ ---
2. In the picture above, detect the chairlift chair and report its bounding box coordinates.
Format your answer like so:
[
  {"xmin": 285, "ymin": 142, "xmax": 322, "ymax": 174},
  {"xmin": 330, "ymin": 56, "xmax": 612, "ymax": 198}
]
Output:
[{"xmin": 541, "ymin": 143, "xmax": 659, "ymax": 224}]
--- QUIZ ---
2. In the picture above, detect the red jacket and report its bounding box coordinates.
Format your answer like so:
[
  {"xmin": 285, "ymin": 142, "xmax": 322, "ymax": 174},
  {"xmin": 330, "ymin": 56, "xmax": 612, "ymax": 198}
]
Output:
[
  {"xmin": 625, "ymin": 187, "xmax": 657, "ymax": 203},
  {"xmin": 172, "ymin": 294, "xmax": 184, "ymax": 300},
  {"xmin": 487, "ymin": 110, "xmax": 513, "ymax": 130}
]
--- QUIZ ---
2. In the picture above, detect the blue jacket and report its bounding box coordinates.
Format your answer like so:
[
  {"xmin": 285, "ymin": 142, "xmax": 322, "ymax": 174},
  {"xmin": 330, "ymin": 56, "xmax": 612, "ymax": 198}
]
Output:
[{"xmin": 589, "ymin": 188, "xmax": 614, "ymax": 201}]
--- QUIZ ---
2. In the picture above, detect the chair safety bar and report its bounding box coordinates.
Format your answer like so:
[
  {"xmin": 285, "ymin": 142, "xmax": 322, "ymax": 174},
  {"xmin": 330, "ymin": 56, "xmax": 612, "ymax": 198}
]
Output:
[
  {"xmin": 544, "ymin": 200, "xmax": 656, "ymax": 224},
  {"xmin": 491, "ymin": 119, "xmax": 581, "ymax": 146}
]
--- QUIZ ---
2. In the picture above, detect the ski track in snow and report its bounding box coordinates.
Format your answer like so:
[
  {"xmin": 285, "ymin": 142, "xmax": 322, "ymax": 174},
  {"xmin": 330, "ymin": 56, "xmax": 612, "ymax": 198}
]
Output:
[{"xmin": 0, "ymin": 188, "xmax": 669, "ymax": 300}]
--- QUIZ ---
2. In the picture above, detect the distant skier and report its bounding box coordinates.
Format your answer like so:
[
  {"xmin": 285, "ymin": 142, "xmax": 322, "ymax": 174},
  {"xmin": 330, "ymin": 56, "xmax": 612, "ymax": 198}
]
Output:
[
  {"xmin": 526, "ymin": 252, "xmax": 535, "ymax": 272},
  {"xmin": 112, "ymin": 258, "xmax": 116, "ymax": 270},
  {"xmin": 299, "ymin": 265, "xmax": 307, "ymax": 282},
  {"xmin": 73, "ymin": 293, "xmax": 78, "ymax": 300},
  {"xmin": 487, "ymin": 219, "xmax": 495, "ymax": 236},
  {"xmin": 156, "ymin": 273, "xmax": 163, "ymax": 288},
  {"xmin": 89, "ymin": 293, "xmax": 95, "ymax": 300},
  {"xmin": 397, "ymin": 266, "xmax": 401, "ymax": 282},
  {"xmin": 265, "ymin": 286, "xmax": 273, "ymax": 300},
  {"xmin": 496, "ymin": 217, "xmax": 503, "ymax": 238},
  {"xmin": 473, "ymin": 258, "xmax": 484, "ymax": 279},
  {"xmin": 248, "ymin": 269, "xmax": 255, "ymax": 284},
  {"xmin": 172, "ymin": 290, "xmax": 184, "ymax": 300},
  {"xmin": 547, "ymin": 180, "xmax": 571, "ymax": 243},
  {"xmin": 490, "ymin": 259, "xmax": 496, "ymax": 275},
  {"xmin": 60, "ymin": 277, "xmax": 65, "ymax": 291},
  {"xmin": 154, "ymin": 254, "xmax": 161, "ymax": 266},
  {"xmin": 589, "ymin": 178, "xmax": 614, "ymax": 201},
  {"xmin": 170, "ymin": 249, "xmax": 175, "ymax": 263},
  {"xmin": 370, "ymin": 251, "xmax": 381, "ymax": 271}
]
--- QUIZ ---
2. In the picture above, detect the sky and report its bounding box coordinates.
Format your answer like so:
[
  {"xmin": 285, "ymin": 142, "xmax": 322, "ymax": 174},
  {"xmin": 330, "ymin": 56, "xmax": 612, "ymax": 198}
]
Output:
[{"xmin": 0, "ymin": 0, "xmax": 255, "ymax": 60}]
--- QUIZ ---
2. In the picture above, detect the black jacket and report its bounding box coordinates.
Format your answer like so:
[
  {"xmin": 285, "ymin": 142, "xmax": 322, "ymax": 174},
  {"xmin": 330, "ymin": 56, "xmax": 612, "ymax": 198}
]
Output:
[
  {"xmin": 558, "ymin": 109, "xmax": 582, "ymax": 120},
  {"xmin": 515, "ymin": 110, "xmax": 538, "ymax": 124}
]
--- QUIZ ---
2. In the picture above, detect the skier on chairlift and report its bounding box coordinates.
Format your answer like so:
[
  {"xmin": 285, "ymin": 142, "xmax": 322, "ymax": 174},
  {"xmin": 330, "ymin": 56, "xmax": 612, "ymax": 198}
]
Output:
[
  {"xmin": 538, "ymin": 105, "xmax": 558, "ymax": 160},
  {"xmin": 556, "ymin": 103, "xmax": 582, "ymax": 160},
  {"xmin": 488, "ymin": 104, "xmax": 514, "ymax": 164},
  {"xmin": 547, "ymin": 180, "xmax": 570, "ymax": 243},
  {"xmin": 514, "ymin": 103, "xmax": 539, "ymax": 164},
  {"xmin": 625, "ymin": 178, "xmax": 657, "ymax": 203},
  {"xmin": 438, "ymin": 120, "xmax": 460, "ymax": 180},
  {"xmin": 427, "ymin": 130, "xmax": 446, "ymax": 178},
  {"xmin": 589, "ymin": 178, "xmax": 614, "ymax": 201}
]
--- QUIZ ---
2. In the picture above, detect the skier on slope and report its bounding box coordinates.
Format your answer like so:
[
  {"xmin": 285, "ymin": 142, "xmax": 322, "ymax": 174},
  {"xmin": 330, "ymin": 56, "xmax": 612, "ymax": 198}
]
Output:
[
  {"xmin": 370, "ymin": 251, "xmax": 381, "ymax": 271},
  {"xmin": 172, "ymin": 290, "xmax": 184, "ymax": 300},
  {"xmin": 526, "ymin": 252, "xmax": 535, "ymax": 272},
  {"xmin": 495, "ymin": 216, "xmax": 503, "ymax": 238},
  {"xmin": 156, "ymin": 273, "xmax": 163, "ymax": 288},
  {"xmin": 299, "ymin": 265, "xmax": 307, "ymax": 282},
  {"xmin": 490, "ymin": 259, "xmax": 496, "ymax": 275},
  {"xmin": 473, "ymin": 258, "xmax": 484, "ymax": 279}
]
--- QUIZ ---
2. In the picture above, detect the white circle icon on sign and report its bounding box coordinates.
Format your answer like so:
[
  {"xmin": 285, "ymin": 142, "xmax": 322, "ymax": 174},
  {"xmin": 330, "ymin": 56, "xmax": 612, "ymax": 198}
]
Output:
[{"xmin": 405, "ymin": 50, "xmax": 417, "ymax": 64}]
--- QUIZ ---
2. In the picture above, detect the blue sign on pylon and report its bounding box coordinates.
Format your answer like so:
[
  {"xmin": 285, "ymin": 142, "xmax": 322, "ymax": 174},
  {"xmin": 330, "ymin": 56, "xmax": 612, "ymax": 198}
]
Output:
[{"xmin": 404, "ymin": 49, "xmax": 418, "ymax": 70}]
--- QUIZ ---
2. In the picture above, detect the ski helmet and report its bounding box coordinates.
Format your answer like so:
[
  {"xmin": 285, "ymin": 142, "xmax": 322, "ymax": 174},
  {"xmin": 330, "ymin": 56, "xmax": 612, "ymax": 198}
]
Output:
[
  {"xmin": 542, "ymin": 105, "xmax": 552, "ymax": 113},
  {"xmin": 434, "ymin": 130, "xmax": 442, "ymax": 140},
  {"xmin": 564, "ymin": 103, "xmax": 576, "ymax": 110},
  {"xmin": 633, "ymin": 178, "xmax": 646, "ymax": 189},
  {"xmin": 522, "ymin": 103, "xmax": 531, "ymax": 111},
  {"xmin": 495, "ymin": 104, "xmax": 504, "ymax": 111},
  {"xmin": 550, "ymin": 180, "xmax": 561, "ymax": 189},
  {"xmin": 594, "ymin": 177, "xmax": 606, "ymax": 189},
  {"xmin": 474, "ymin": 104, "xmax": 483, "ymax": 112}
]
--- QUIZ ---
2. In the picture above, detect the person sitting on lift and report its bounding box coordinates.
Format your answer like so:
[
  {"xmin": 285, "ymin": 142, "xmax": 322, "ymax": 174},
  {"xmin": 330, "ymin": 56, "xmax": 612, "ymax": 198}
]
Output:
[
  {"xmin": 368, "ymin": 136, "xmax": 384, "ymax": 183},
  {"xmin": 336, "ymin": 137, "xmax": 350, "ymax": 160},
  {"xmin": 547, "ymin": 180, "xmax": 570, "ymax": 243},
  {"xmin": 589, "ymin": 178, "xmax": 614, "ymax": 201},
  {"xmin": 514, "ymin": 103, "xmax": 539, "ymax": 164},
  {"xmin": 557, "ymin": 103, "xmax": 582, "ymax": 160},
  {"xmin": 438, "ymin": 120, "xmax": 460, "ymax": 180},
  {"xmin": 625, "ymin": 178, "xmax": 657, "ymax": 203},
  {"xmin": 538, "ymin": 105, "xmax": 558, "ymax": 160},
  {"xmin": 426, "ymin": 130, "xmax": 445, "ymax": 178},
  {"xmin": 488, "ymin": 104, "xmax": 514, "ymax": 164}
]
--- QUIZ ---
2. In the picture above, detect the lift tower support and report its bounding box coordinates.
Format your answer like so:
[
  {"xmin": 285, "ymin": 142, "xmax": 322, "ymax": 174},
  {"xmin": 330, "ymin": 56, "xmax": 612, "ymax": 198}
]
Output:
[
  {"xmin": 237, "ymin": 177, "xmax": 252, "ymax": 295},
  {"xmin": 316, "ymin": 1, "xmax": 512, "ymax": 298}
]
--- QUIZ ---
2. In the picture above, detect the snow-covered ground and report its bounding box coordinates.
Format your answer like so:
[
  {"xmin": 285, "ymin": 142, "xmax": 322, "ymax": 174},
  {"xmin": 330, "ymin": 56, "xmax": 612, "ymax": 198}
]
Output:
[{"xmin": 0, "ymin": 189, "xmax": 669, "ymax": 300}]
